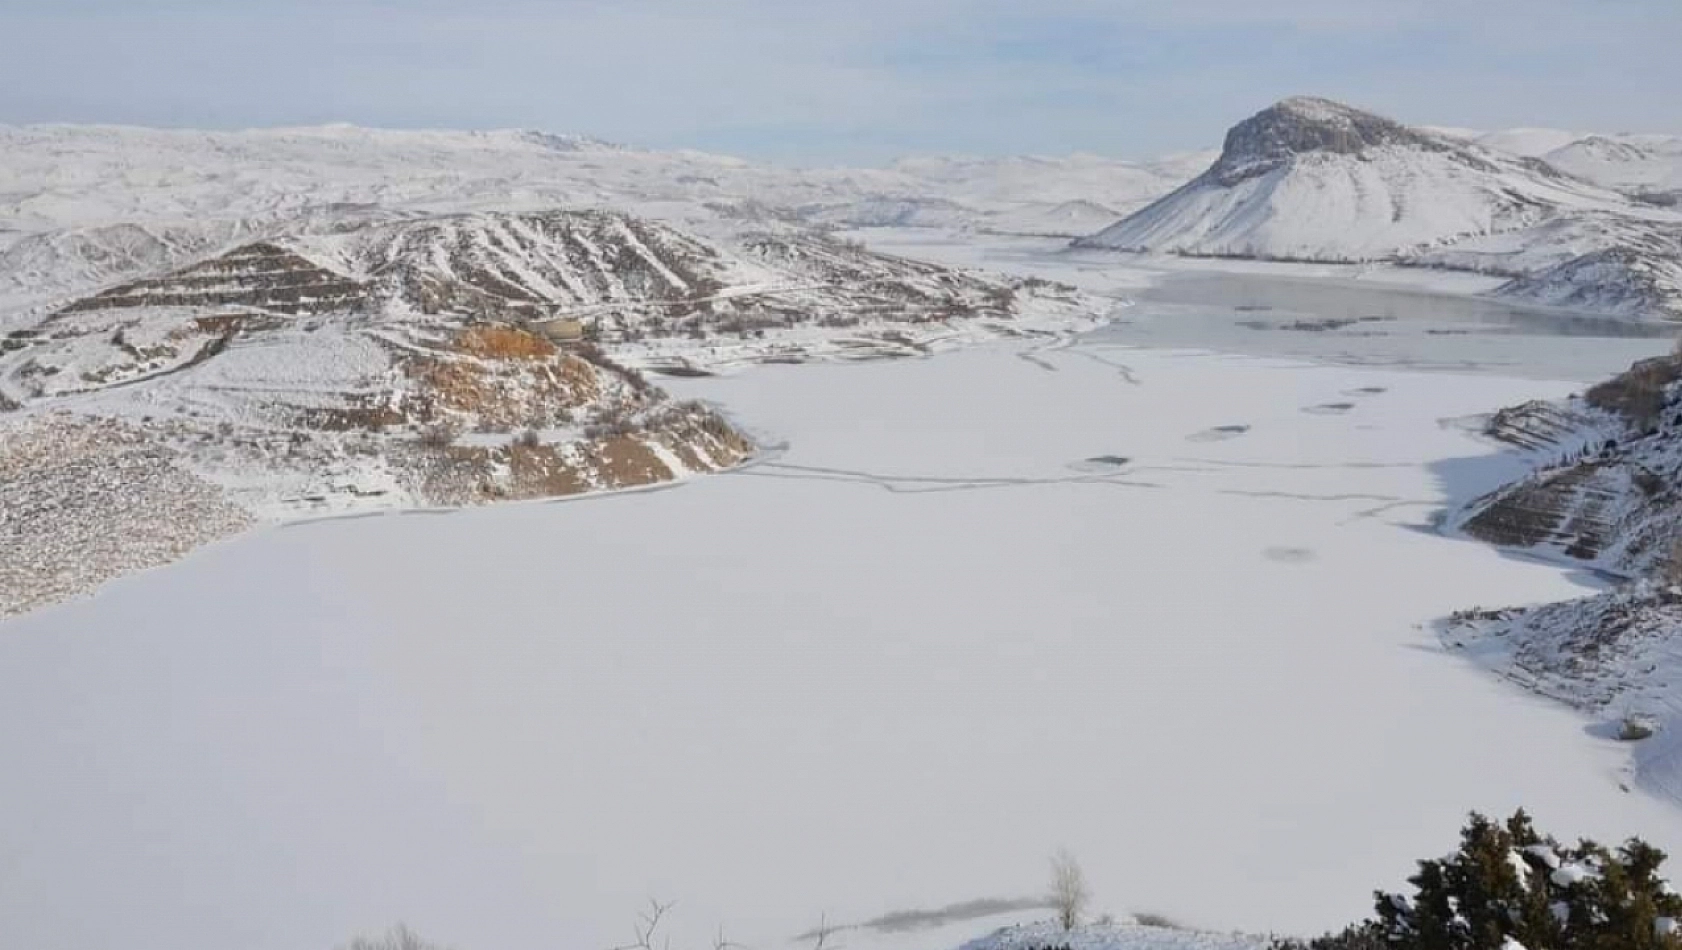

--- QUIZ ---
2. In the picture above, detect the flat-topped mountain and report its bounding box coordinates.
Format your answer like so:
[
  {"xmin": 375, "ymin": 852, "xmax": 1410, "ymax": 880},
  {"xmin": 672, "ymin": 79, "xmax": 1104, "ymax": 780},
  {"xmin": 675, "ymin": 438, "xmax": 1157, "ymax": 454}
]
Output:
[{"xmin": 1078, "ymin": 97, "xmax": 1682, "ymax": 319}]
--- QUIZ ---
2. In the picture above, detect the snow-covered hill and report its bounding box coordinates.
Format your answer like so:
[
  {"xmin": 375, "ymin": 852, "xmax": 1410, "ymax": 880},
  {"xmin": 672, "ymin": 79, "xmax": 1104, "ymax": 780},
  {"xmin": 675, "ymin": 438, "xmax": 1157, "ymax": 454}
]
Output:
[
  {"xmin": 878, "ymin": 152, "xmax": 1215, "ymax": 235},
  {"xmin": 1442, "ymin": 126, "xmax": 1682, "ymax": 205},
  {"xmin": 0, "ymin": 124, "xmax": 1201, "ymax": 310},
  {"xmin": 1077, "ymin": 98, "xmax": 1682, "ymax": 319},
  {"xmin": 1440, "ymin": 349, "xmax": 1682, "ymax": 798},
  {"xmin": 1448, "ymin": 353, "xmax": 1682, "ymax": 578},
  {"xmin": 0, "ymin": 201, "xmax": 1101, "ymax": 616},
  {"xmin": 0, "ymin": 120, "xmax": 1124, "ymax": 619}
]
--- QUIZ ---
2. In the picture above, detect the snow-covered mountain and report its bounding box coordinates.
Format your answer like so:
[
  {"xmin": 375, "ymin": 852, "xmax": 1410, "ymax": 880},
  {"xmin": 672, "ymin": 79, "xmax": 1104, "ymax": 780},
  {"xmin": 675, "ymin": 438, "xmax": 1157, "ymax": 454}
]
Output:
[
  {"xmin": 1077, "ymin": 97, "xmax": 1682, "ymax": 319},
  {"xmin": 1539, "ymin": 135, "xmax": 1682, "ymax": 206},
  {"xmin": 0, "ymin": 123, "xmax": 1202, "ymax": 309},
  {"xmin": 1079, "ymin": 97, "xmax": 1620, "ymax": 259},
  {"xmin": 1431, "ymin": 126, "xmax": 1682, "ymax": 206}
]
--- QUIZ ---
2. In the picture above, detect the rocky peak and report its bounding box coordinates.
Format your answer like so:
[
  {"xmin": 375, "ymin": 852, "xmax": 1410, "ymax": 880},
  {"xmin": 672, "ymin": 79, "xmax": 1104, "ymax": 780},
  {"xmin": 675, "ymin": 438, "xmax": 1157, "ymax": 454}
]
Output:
[{"xmin": 1207, "ymin": 96, "xmax": 1447, "ymax": 185}]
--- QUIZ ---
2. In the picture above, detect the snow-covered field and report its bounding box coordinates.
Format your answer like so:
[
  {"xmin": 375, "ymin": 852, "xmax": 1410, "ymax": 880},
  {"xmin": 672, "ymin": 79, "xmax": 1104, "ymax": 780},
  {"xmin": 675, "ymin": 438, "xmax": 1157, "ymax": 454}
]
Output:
[{"xmin": 4, "ymin": 331, "xmax": 1682, "ymax": 950}]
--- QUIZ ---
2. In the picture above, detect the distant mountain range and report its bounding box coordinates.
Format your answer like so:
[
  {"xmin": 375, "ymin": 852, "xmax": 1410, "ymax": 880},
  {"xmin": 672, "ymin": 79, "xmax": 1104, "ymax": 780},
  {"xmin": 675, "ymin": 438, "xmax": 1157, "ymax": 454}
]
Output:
[{"xmin": 1076, "ymin": 97, "xmax": 1682, "ymax": 319}]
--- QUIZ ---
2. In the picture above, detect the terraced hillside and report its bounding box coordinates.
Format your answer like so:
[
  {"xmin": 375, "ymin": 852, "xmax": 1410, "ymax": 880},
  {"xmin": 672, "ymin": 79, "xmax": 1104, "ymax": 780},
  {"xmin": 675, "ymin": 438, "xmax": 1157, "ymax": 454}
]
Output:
[
  {"xmin": 1442, "ymin": 350, "xmax": 1682, "ymax": 797},
  {"xmin": 0, "ymin": 205, "xmax": 1098, "ymax": 616}
]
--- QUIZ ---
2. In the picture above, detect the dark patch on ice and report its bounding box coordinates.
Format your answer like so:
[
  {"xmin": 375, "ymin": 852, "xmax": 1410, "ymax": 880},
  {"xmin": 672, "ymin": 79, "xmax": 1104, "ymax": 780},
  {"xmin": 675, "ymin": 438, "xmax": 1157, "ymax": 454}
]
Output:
[
  {"xmin": 1236, "ymin": 315, "xmax": 1396, "ymax": 333},
  {"xmin": 1344, "ymin": 386, "xmax": 1388, "ymax": 396},
  {"xmin": 1263, "ymin": 546, "xmax": 1317, "ymax": 564},
  {"xmin": 649, "ymin": 365, "xmax": 716, "ymax": 378},
  {"xmin": 1303, "ymin": 402, "xmax": 1356, "ymax": 415},
  {"xmin": 1186, "ymin": 424, "xmax": 1251, "ymax": 443},
  {"xmin": 1132, "ymin": 912, "xmax": 1187, "ymax": 930},
  {"xmin": 795, "ymin": 897, "xmax": 1051, "ymax": 937},
  {"xmin": 1067, "ymin": 455, "xmax": 1131, "ymax": 474}
]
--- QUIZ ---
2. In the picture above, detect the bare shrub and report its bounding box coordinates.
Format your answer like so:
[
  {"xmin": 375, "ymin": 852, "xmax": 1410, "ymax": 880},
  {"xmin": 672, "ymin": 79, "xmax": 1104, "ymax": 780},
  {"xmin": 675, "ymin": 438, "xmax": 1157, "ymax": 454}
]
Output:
[
  {"xmin": 340, "ymin": 923, "xmax": 449, "ymax": 950},
  {"xmin": 573, "ymin": 341, "xmax": 655, "ymax": 397},
  {"xmin": 1661, "ymin": 533, "xmax": 1682, "ymax": 588},
  {"xmin": 583, "ymin": 405, "xmax": 640, "ymax": 440},
  {"xmin": 417, "ymin": 420, "xmax": 461, "ymax": 448},
  {"xmin": 1585, "ymin": 355, "xmax": 1682, "ymax": 429},
  {"xmin": 1048, "ymin": 849, "xmax": 1089, "ymax": 931},
  {"xmin": 1132, "ymin": 912, "xmax": 1182, "ymax": 930},
  {"xmin": 1268, "ymin": 923, "xmax": 1388, "ymax": 950}
]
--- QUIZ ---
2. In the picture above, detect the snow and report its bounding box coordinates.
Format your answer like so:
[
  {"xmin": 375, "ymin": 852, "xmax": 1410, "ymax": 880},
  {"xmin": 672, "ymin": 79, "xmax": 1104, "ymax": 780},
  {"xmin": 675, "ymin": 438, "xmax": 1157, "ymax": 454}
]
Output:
[
  {"xmin": 1551, "ymin": 864, "xmax": 1600, "ymax": 888},
  {"xmin": 1077, "ymin": 100, "xmax": 1682, "ymax": 319},
  {"xmin": 5, "ymin": 110, "xmax": 1682, "ymax": 950},
  {"xmin": 5, "ymin": 336, "xmax": 1682, "ymax": 950},
  {"xmin": 0, "ymin": 124, "xmax": 1205, "ymax": 319},
  {"xmin": 846, "ymin": 228, "xmax": 1677, "ymax": 384},
  {"xmin": 957, "ymin": 919, "xmax": 1262, "ymax": 950},
  {"xmin": 1083, "ymin": 144, "xmax": 1632, "ymax": 262}
]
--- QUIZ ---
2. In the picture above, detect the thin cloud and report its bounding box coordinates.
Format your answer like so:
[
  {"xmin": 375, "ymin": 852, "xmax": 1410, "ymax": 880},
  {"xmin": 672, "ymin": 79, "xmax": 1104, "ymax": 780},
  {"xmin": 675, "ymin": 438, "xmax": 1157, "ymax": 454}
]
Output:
[{"xmin": 0, "ymin": 0, "xmax": 1676, "ymax": 161}]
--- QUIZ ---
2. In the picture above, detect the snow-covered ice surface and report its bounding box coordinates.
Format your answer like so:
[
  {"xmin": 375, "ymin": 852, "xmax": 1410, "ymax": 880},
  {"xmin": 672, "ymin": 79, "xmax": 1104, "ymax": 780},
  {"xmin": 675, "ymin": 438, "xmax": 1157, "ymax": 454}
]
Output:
[
  {"xmin": 6, "ymin": 332, "xmax": 1682, "ymax": 950},
  {"xmin": 851, "ymin": 229, "xmax": 1678, "ymax": 382}
]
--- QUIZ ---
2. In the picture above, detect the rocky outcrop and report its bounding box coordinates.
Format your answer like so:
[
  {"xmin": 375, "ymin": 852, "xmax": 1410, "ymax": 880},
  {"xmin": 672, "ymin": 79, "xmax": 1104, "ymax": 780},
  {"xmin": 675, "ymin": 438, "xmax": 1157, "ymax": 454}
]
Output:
[
  {"xmin": 1207, "ymin": 96, "xmax": 1455, "ymax": 186},
  {"xmin": 0, "ymin": 414, "xmax": 254, "ymax": 618}
]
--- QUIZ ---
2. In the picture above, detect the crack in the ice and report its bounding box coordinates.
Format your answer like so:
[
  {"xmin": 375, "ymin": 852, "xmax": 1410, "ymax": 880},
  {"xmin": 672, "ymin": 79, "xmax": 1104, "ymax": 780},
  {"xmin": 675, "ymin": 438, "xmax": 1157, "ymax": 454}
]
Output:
[
  {"xmin": 1216, "ymin": 488, "xmax": 1413, "ymax": 504},
  {"xmin": 736, "ymin": 462, "xmax": 1164, "ymax": 494},
  {"xmin": 1178, "ymin": 457, "xmax": 1418, "ymax": 470},
  {"xmin": 1062, "ymin": 345, "xmax": 1141, "ymax": 384}
]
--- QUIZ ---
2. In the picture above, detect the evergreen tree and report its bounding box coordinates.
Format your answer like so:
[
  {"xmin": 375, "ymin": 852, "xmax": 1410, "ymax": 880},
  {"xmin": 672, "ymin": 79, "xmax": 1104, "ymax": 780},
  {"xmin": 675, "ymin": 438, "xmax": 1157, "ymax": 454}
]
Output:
[{"xmin": 1288, "ymin": 811, "xmax": 1682, "ymax": 950}]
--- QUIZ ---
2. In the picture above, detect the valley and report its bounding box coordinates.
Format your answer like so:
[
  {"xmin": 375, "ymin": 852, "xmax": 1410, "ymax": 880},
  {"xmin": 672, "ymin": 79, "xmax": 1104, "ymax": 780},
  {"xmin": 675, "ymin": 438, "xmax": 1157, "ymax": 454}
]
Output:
[
  {"xmin": 7, "ymin": 330, "xmax": 1680, "ymax": 950},
  {"xmin": 4, "ymin": 93, "xmax": 1682, "ymax": 950}
]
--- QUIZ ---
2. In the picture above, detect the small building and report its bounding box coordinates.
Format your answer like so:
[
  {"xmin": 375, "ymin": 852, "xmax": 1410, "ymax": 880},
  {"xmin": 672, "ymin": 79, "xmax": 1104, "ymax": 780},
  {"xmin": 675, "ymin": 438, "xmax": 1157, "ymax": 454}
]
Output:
[{"xmin": 533, "ymin": 317, "xmax": 586, "ymax": 343}]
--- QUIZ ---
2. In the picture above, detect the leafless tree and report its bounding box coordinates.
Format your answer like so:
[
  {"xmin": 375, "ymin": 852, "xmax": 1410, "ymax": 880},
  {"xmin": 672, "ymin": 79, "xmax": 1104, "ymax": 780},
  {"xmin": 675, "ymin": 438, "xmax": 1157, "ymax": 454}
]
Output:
[
  {"xmin": 712, "ymin": 924, "xmax": 747, "ymax": 950},
  {"xmin": 809, "ymin": 913, "xmax": 842, "ymax": 950},
  {"xmin": 1049, "ymin": 849, "xmax": 1089, "ymax": 931},
  {"xmin": 613, "ymin": 898, "xmax": 676, "ymax": 950}
]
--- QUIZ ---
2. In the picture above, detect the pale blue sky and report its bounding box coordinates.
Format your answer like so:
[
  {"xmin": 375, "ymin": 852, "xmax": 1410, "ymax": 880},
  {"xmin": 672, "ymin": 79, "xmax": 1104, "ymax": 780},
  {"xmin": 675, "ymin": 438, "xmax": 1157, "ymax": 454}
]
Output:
[{"xmin": 1, "ymin": 0, "xmax": 1677, "ymax": 163}]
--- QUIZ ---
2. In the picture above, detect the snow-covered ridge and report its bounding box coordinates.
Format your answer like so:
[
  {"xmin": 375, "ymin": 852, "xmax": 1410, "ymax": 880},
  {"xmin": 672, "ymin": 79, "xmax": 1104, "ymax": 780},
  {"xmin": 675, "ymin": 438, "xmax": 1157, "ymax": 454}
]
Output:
[
  {"xmin": 0, "ymin": 202, "xmax": 1102, "ymax": 617},
  {"xmin": 1076, "ymin": 98, "xmax": 1682, "ymax": 319},
  {"xmin": 1441, "ymin": 350, "xmax": 1682, "ymax": 799},
  {"xmin": 0, "ymin": 122, "xmax": 1199, "ymax": 300},
  {"xmin": 1443, "ymin": 126, "xmax": 1682, "ymax": 204}
]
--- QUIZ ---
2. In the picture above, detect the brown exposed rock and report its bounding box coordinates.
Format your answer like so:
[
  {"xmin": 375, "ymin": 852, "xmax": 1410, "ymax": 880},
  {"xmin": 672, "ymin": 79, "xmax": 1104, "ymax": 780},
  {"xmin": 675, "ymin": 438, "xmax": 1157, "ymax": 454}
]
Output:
[{"xmin": 452, "ymin": 323, "xmax": 557, "ymax": 360}]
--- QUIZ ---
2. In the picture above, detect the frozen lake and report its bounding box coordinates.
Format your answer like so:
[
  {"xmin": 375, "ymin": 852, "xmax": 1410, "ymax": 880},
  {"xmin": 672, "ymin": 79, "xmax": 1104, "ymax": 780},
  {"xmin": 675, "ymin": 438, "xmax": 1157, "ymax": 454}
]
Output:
[
  {"xmin": 856, "ymin": 228, "xmax": 1678, "ymax": 381},
  {"xmin": 4, "ymin": 332, "xmax": 1682, "ymax": 950}
]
